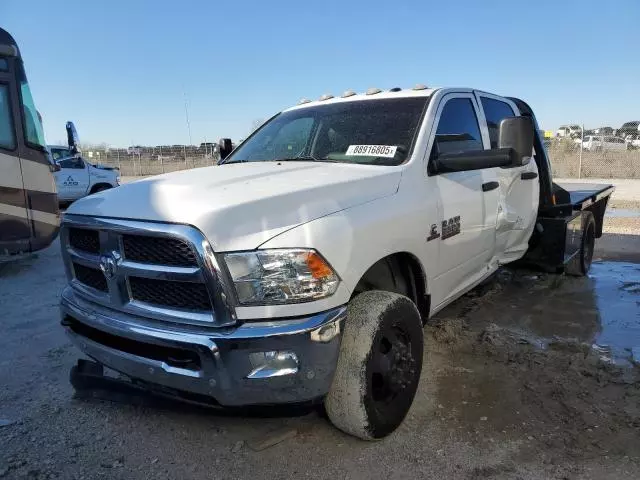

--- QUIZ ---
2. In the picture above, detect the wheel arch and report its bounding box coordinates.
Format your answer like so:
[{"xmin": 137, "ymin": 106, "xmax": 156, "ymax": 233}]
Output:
[
  {"xmin": 89, "ymin": 182, "xmax": 114, "ymax": 194},
  {"xmin": 352, "ymin": 252, "xmax": 430, "ymax": 321}
]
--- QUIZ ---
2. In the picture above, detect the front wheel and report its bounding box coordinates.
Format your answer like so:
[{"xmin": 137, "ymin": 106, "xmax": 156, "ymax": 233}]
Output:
[{"xmin": 325, "ymin": 291, "xmax": 423, "ymax": 440}]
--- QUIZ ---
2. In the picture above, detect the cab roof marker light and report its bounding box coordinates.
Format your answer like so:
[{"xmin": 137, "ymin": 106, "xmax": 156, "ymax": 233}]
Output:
[
  {"xmin": 341, "ymin": 90, "xmax": 356, "ymax": 98},
  {"xmin": 412, "ymin": 84, "xmax": 428, "ymax": 90},
  {"xmin": 365, "ymin": 88, "xmax": 382, "ymax": 95},
  {"xmin": 389, "ymin": 87, "xmax": 402, "ymax": 92},
  {"xmin": 319, "ymin": 93, "xmax": 334, "ymax": 101},
  {"xmin": 298, "ymin": 98, "xmax": 311, "ymax": 105}
]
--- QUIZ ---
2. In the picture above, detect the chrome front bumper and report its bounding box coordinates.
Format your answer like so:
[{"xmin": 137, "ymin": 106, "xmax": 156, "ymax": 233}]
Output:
[{"xmin": 60, "ymin": 287, "xmax": 346, "ymax": 406}]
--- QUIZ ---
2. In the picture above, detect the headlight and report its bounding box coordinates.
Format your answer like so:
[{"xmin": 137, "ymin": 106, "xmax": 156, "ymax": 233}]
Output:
[{"xmin": 223, "ymin": 249, "xmax": 339, "ymax": 305}]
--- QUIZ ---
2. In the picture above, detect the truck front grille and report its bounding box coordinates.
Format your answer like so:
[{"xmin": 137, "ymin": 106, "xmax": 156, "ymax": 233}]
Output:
[
  {"xmin": 60, "ymin": 217, "xmax": 235, "ymax": 327},
  {"xmin": 73, "ymin": 263, "xmax": 107, "ymax": 292},
  {"xmin": 123, "ymin": 234, "xmax": 197, "ymax": 267},
  {"xmin": 129, "ymin": 277, "xmax": 212, "ymax": 311},
  {"xmin": 69, "ymin": 228, "xmax": 100, "ymax": 254}
]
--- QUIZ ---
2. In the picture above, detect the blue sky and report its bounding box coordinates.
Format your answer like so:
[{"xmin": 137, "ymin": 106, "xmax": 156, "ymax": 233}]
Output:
[{"xmin": 3, "ymin": 0, "xmax": 639, "ymax": 147}]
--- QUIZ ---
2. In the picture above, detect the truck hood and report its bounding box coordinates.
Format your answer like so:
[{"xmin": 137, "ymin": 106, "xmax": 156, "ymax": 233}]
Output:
[{"xmin": 67, "ymin": 162, "xmax": 402, "ymax": 251}]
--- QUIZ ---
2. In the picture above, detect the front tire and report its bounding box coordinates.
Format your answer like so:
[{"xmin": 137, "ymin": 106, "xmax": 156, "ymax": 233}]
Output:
[
  {"xmin": 325, "ymin": 291, "xmax": 423, "ymax": 440},
  {"xmin": 565, "ymin": 211, "xmax": 596, "ymax": 276}
]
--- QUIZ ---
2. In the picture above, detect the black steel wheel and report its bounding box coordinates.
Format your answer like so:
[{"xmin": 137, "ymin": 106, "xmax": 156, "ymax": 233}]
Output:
[{"xmin": 325, "ymin": 291, "xmax": 423, "ymax": 440}]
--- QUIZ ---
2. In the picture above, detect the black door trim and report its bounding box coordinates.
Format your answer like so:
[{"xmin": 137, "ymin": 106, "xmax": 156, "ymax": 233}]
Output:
[{"xmin": 482, "ymin": 181, "xmax": 499, "ymax": 192}]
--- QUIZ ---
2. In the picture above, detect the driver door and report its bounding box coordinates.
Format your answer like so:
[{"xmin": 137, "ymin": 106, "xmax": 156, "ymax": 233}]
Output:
[
  {"xmin": 57, "ymin": 156, "xmax": 89, "ymax": 200},
  {"xmin": 428, "ymin": 94, "xmax": 500, "ymax": 307}
]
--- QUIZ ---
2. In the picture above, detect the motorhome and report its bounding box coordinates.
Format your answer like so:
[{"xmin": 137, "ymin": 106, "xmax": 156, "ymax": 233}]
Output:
[{"xmin": 0, "ymin": 28, "xmax": 59, "ymax": 259}]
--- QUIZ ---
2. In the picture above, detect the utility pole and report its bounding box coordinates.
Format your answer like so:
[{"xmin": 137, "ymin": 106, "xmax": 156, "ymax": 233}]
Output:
[
  {"xmin": 183, "ymin": 90, "xmax": 193, "ymax": 147},
  {"xmin": 578, "ymin": 123, "xmax": 584, "ymax": 179}
]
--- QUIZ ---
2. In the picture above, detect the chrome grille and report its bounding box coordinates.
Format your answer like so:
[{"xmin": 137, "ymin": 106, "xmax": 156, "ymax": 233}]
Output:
[
  {"xmin": 129, "ymin": 277, "xmax": 211, "ymax": 310},
  {"xmin": 122, "ymin": 234, "xmax": 197, "ymax": 267},
  {"xmin": 60, "ymin": 215, "xmax": 236, "ymax": 327},
  {"xmin": 69, "ymin": 228, "xmax": 100, "ymax": 254},
  {"xmin": 73, "ymin": 263, "xmax": 107, "ymax": 292}
]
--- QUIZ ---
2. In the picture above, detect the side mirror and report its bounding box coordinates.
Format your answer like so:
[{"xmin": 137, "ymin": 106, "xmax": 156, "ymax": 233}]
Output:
[
  {"xmin": 66, "ymin": 121, "xmax": 80, "ymax": 155},
  {"xmin": 498, "ymin": 116, "xmax": 534, "ymax": 166},
  {"xmin": 434, "ymin": 150, "xmax": 512, "ymax": 173},
  {"xmin": 50, "ymin": 163, "xmax": 61, "ymax": 173},
  {"xmin": 218, "ymin": 138, "xmax": 233, "ymax": 160}
]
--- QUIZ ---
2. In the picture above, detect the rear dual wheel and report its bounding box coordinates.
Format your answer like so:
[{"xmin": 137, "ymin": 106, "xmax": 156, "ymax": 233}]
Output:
[
  {"xmin": 325, "ymin": 291, "xmax": 423, "ymax": 440},
  {"xmin": 565, "ymin": 211, "xmax": 596, "ymax": 276}
]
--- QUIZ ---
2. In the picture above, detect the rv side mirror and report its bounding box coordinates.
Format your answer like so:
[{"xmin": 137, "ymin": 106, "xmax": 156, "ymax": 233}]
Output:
[
  {"xmin": 66, "ymin": 121, "xmax": 80, "ymax": 155},
  {"xmin": 218, "ymin": 138, "xmax": 233, "ymax": 160},
  {"xmin": 498, "ymin": 116, "xmax": 534, "ymax": 166}
]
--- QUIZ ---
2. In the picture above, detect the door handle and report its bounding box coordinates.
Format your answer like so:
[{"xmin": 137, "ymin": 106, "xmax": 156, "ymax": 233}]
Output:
[
  {"xmin": 521, "ymin": 171, "xmax": 538, "ymax": 180},
  {"xmin": 482, "ymin": 181, "xmax": 499, "ymax": 192}
]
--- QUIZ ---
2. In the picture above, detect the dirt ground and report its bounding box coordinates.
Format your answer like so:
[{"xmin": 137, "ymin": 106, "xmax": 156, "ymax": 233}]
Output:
[{"xmin": 1, "ymin": 212, "xmax": 639, "ymax": 479}]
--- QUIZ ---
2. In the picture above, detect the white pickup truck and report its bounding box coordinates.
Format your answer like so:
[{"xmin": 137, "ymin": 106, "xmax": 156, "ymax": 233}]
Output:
[
  {"xmin": 49, "ymin": 140, "xmax": 119, "ymax": 203},
  {"xmin": 59, "ymin": 86, "xmax": 613, "ymax": 440}
]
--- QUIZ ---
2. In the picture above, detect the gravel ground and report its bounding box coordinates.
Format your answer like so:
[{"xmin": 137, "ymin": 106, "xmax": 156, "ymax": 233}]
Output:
[{"xmin": 1, "ymin": 210, "xmax": 639, "ymax": 480}]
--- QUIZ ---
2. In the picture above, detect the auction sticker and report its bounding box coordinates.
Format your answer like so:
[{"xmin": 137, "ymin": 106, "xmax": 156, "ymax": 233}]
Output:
[{"xmin": 345, "ymin": 145, "xmax": 397, "ymax": 157}]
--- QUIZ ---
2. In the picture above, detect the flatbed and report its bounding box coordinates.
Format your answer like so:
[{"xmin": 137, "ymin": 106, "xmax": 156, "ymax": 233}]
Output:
[{"xmin": 555, "ymin": 183, "xmax": 616, "ymax": 211}]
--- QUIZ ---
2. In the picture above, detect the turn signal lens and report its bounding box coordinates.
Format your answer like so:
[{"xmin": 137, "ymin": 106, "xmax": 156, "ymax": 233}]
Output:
[{"xmin": 306, "ymin": 251, "xmax": 333, "ymax": 279}]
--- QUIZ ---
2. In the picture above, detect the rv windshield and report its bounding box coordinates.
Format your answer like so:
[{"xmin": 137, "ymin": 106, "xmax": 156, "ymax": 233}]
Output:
[
  {"xmin": 223, "ymin": 97, "xmax": 429, "ymax": 166},
  {"xmin": 17, "ymin": 60, "xmax": 46, "ymax": 149}
]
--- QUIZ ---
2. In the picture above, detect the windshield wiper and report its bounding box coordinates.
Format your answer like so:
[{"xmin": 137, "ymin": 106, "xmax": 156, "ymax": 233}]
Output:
[
  {"xmin": 276, "ymin": 156, "xmax": 345, "ymax": 163},
  {"xmin": 275, "ymin": 156, "xmax": 321, "ymax": 162},
  {"xmin": 223, "ymin": 156, "xmax": 339, "ymax": 165}
]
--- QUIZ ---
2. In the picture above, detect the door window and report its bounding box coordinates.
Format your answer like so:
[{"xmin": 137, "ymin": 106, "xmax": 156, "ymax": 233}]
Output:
[
  {"xmin": 58, "ymin": 157, "xmax": 84, "ymax": 169},
  {"xmin": 481, "ymin": 97, "xmax": 516, "ymax": 148},
  {"xmin": 432, "ymin": 97, "xmax": 483, "ymax": 157},
  {"xmin": 51, "ymin": 147, "xmax": 72, "ymax": 161},
  {"xmin": 0, "ymin": 84, "xmax": 16, "ymax": 150}
]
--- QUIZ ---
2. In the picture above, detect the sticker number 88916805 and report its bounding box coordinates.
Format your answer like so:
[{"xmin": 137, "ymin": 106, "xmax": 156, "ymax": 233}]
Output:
[{"xmin": 345, "ymin": 145, "xmax": 398, "ymax": 158}]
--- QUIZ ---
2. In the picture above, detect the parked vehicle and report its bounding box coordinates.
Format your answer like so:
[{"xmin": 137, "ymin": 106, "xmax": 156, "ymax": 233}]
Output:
[
  {"xmin": 127, "ymin": 146, "xmax": 142, "ymax": 155},
  {"xmin": 0, "ymin": 28, "xmax": 60, "ymax": 259},
  {"xmin": 49, "ymin": 128, "xmax": 120, "ymax": 203},
  {"xmin": 556, "ymin": 124, "xmax": 581, "ymax": 138},
  {"xmin": 60, "ymin": 86, "xmax": 613, "ymax": 440},
  {"xmin": 592, "ymin": 126, "xmax": 614, "ymax": 135},
  {"xmin": 625, "ymin": 134, "xmax": 640, "ymax": 149},
  {"xmin": 582, "ymin": 135, "xmax": 627, "ymax": 152}
]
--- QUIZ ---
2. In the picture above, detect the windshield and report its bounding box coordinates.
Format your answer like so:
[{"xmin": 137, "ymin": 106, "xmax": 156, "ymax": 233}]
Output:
[
  {"xmin": 17, "ymin": 60, "xmax": 46, "ymax": 149},
  {"xmin": 224, "ymin": 97, "xmax": 429, "ymax": 166}
]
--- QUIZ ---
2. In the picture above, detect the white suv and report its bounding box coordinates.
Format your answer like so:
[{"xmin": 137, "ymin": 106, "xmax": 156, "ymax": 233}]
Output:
[{"xmin": 582, "ymin": 135, "xmax": 627, "ymax": 152}]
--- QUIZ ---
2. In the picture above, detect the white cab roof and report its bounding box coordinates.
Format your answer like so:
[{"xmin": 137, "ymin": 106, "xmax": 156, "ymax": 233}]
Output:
[{"xmin": 284, "ymin": 87, "xmax": 441, "ymax": 112}]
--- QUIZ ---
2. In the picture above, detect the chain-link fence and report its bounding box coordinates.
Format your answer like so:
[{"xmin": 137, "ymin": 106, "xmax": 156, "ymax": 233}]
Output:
[
  {"xmin": 547, "ymin": 121, "xmax": 640, "ymax": 178},
  {"xmin": 82, "ymin": 145, "xmax": 220, "ymax": 176},
  {"xmin": 84, "ymin": 121, "xmax": 640, "ymax": 179}
]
